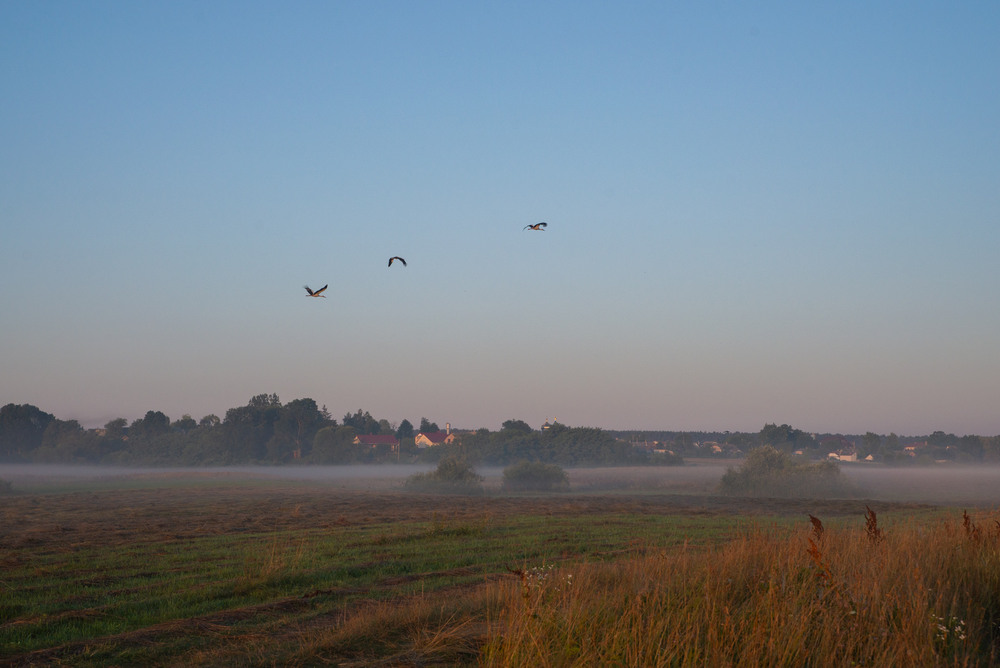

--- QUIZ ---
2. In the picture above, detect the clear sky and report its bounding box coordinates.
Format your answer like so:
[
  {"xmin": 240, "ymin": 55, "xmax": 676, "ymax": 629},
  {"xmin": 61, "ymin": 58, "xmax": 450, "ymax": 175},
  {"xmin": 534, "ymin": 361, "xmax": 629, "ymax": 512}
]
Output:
[{"xmin": 2, "ymin": 2, "xmax": 998, "ymax": 436}]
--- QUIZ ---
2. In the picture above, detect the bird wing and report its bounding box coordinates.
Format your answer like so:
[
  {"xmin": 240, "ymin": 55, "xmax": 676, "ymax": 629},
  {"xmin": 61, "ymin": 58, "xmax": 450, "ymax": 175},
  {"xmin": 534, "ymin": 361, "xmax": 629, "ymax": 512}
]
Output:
[
  {"xmin": 396, "ymin": 257, "xmax": 406, "ymax": 266},
  {"xmin": 538, "ymin": 222, "xmax": 548, "ymax": 228},
  {"xmin": 314, "ymin": 284, "xmax": 328, "ymax": 295},
  {"xmin": 304, "ymin": 285, "xmax": 314, "ymax": 295}
]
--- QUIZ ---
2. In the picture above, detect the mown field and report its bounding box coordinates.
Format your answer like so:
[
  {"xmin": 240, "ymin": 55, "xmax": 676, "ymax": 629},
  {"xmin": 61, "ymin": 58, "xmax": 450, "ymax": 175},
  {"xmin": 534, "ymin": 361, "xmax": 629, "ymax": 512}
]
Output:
[{"xmin": 0, "ymin": 466, "xmax": 996, "ymax": 666}]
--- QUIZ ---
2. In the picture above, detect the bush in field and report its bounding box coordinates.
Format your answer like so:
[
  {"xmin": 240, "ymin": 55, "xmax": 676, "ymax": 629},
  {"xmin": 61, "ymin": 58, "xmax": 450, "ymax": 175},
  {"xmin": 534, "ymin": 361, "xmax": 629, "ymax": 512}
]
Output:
[
  {"xmin": 404, "ymin": 455, "xmax": 484, "ymax": 495},
  {"xmin": 718, "ymin": 445, "xmax": 857, "ymax": 498},
  {"xmin": 502, "ymin": 461, "xmax": 569, "ymax": 492}
]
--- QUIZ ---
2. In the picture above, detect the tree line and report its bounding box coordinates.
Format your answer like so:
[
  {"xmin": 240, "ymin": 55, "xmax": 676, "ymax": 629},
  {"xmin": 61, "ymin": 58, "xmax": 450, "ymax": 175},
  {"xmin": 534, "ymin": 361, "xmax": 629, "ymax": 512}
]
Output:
[
  {"xmin": 5, "ymin": 400, "xmax": 996, "ymax": 467},
  {"xmin": 0, "ymin": 398, "xmax": 666, "ymax": 467}
]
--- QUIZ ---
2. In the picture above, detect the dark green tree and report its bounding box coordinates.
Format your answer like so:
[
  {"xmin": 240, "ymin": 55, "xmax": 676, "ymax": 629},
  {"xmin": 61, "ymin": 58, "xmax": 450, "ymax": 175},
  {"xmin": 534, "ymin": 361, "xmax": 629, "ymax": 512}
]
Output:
[
  {"xmin": 343, "ymin": 409, "xmax": 380, "ymax": 435},
  {"xmin": 172, "ymin": 415, "xmax": 198, "ymax": 433},
  {"xmin": 124, "ymin": 411, "xmax": 175, "ymax": 463},
  {"xmin": 884, "ymin": 432, "xmax": 901, "ymax": 452},
  {"xmin": 396, "ymin": 419, "xmax": 414, "ymax": 439},
  {"xmin": 104, "ymin": 418, "xmax": 128, "ymax": 440},
  {"xmin": 311, "ymin": 425, "xmax": 360, "ymax": 463},
  {"xmin": 0, "ymin": 403, "xmax": 55, "ymax": 461},
  {"xmin": 129, "ymin": 411, "xmax": 171, "ymax": 440},
  {"xmin": 248, "ymin": 393, "xmax": 281, "ymax": 409},
  {"xmin": 860, "ymin": 432, "xmax": 881, "ymax": 459},
  {"xmin": 222, "ymin": 397, "xmax": 282, "ymax": 462},
  {"xmin": 957, "ymin": 435, "xmax": 984, "ymax": 461},
  {"xmin": 758, "ymin": 423, "xmax": 815, "ymax": 452},
  {"xmin": 35, "ymin": 419, "xmax": 101, "ymax": 462},
  {"xmin": 267, "ymin": 398, "xmax": 326, "ymax": 461},
  {"xmin": 983, "ymin": 436, "xmax": 1000, "ymax": 462},
  {"xmin": 501, "ymin": 419, "xmax": 532, "ymax": 434},
  {"xmin": 880, "ymin": 432, "xmax": 906, "ymax": 463},
  {"xmin": 199, "ymin": 414, "xmax": 220, "ymax": 428}
]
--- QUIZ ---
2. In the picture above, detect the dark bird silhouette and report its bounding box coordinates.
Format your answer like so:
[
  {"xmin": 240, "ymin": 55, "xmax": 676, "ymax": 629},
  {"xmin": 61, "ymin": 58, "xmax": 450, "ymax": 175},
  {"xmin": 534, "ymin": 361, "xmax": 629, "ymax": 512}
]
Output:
[
  {"xmin": 388, "ymin": 256, "xmax": 407, "ymax": 267},
  {"xmin": 523, "ymin": 222, "xmax": 548, "ymax": 231},
  {"xmin": 304, "ymin": 284, "xmax": 328, "ymax": 297}
]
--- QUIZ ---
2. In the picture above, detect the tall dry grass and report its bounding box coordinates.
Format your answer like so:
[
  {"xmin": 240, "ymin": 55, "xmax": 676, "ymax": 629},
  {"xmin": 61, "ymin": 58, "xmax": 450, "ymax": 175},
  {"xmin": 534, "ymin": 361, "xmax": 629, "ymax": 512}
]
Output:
[{"xmin": 483, "ymin": 511, "xmax": 1000, "ymax": 666}]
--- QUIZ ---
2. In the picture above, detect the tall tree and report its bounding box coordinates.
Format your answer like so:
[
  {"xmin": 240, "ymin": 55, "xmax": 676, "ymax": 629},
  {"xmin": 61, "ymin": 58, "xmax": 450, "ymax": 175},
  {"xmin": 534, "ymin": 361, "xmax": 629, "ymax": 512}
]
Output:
[
  {"xmin": 311, "ymin": 425, "xmax": 360, "ymax": 463},
  {"xmin": 344, "ymin": 409, "xmax": 380, "ymax": 435},
  {"xmin": 0, "ymin": 403, "xmax": 54, "ymax": 460},
  {"xmin": 36, "ymin": 419, "xmax": 104, "ymax": 462},
  {"xmin": 860, "ymin": 432, "xmax": 882, "ymax": 459},
  {"xmin": 129, "ymin": 411, "xmax": 171, "ymax": 440},
  {"xmin": 267, "ymin": 398, "xmax": 325, "ymax": 461},
  {"xmin": 396, "ymin": 419, "xmax": 414, "ymax": 439},
  {"xmin": 199, "ymin": 414, "xmax": 220, "ymax": 428},
  {"xmin": 172, "ymin": 415, "xmax": 197, "ymax": 433},
  {"xmin": 104, "ymin": 418, "xmax": 128, "ymax": 440},
  {"xmin": 248, "ymin": 393, "xmax": 281, "ymax": 409},
  {"xmin": 501, "ymin": 419, "xmax": 532, "ymax": 434},
  {"xmin": 758, "ymin": 423, "xmax": 815, "ymax": 452},
  {"xmin": 222, "ymin": 396, "xmax": 282, "ymax": 462}
]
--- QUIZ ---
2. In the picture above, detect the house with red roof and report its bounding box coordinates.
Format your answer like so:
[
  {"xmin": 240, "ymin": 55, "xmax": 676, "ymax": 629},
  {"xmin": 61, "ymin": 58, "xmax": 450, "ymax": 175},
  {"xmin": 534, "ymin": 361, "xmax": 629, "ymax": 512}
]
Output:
[{"xmin": 353, "ymin": 434, "xmax": 400, "ymax": 449}]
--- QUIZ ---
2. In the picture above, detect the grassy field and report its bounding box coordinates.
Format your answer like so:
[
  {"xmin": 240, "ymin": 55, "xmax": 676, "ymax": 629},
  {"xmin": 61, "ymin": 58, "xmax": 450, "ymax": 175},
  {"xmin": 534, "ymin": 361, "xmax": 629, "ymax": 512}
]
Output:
[{"xmin": 0, "ymin": 467, "xmax": 995, "ymax": 665}]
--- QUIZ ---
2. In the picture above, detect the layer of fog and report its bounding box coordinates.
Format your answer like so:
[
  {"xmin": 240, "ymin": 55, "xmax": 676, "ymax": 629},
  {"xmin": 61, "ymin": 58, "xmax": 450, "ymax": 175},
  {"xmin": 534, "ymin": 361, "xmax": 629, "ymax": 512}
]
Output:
[
  {"xmin": 0, "ymin": 464, "xmax": 442, "ymax": 492},
  {"xmin": 2, "ymin": 462, "xmax": 999, "ymax": 506}
]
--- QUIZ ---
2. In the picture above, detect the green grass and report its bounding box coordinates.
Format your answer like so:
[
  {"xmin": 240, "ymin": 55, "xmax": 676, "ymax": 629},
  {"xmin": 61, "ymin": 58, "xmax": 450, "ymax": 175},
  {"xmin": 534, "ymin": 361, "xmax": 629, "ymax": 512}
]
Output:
[
  {"xmin": 2, "ymin": 503, "xmax": 754, "ymax": 663},
  {"xmin": 0, "ymin": 479, "xmax": 954, "ymax": 665}
]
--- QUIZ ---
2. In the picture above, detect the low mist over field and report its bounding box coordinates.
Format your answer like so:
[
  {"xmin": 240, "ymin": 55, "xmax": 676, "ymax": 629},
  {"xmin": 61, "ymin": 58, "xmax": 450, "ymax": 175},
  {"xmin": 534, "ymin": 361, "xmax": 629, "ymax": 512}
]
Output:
[{"xmin": 3, "ymin": 462, "xmax": 999, "ymax": 507}]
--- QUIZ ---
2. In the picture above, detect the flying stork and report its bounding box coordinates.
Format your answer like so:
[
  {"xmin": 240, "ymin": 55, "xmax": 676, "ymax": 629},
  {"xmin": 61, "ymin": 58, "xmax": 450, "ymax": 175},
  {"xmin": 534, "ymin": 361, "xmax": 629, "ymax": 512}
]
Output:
[
  {"xmin": 388, "ymin": 256, "xmax": 407, "ymax": 267},
  {"xmin": 304, "ymin": 284, "xmax": 328, "ymax": 297},
  {"xmin": 523, "ymin": 222, "xmax": 548, "ymax": 231}
]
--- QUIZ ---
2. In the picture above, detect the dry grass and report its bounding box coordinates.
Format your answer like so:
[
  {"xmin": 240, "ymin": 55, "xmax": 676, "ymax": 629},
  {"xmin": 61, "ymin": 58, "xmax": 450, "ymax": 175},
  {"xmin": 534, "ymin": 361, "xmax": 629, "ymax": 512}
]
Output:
[
  {"xmin": 289, "ymin": 584, "xmax": 498, "ymax": 666},
  {"xmin": 483, "ymin": 510, "xmax": 1000, "ymax": 666}
]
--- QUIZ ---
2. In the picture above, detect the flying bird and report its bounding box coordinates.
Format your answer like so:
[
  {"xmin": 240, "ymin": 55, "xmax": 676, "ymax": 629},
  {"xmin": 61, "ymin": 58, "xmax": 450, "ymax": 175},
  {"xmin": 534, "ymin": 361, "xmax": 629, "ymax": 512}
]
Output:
[
  {"xmin": 523, "ymin": 222, "xmax": 548, "ymax": 231},
  {"xmin": 388, "ymin": 256, "xmax": 407, "ymax": 267},
  {"xmin": 304, "ymin": 284, "xmax": 328, "ymax": 297}
]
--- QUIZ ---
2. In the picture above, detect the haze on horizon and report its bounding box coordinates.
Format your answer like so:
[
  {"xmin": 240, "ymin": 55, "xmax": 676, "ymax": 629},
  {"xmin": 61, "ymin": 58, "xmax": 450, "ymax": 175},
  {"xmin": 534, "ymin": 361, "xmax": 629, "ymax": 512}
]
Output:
[{"xmin": 2, "ymin": 3, "xmax": 999, "ymax": 438}]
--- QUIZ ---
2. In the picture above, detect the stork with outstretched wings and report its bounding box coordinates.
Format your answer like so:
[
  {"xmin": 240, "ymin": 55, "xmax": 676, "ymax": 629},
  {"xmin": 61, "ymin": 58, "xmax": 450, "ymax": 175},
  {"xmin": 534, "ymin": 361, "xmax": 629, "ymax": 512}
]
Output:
[
  {"xmin": 523, "ymin": 222, "xmax": 548, "ymax": 231},
  {"xmin": 304, "ymin": 284, "xmax": 328, "ymax": 297},
  {"xmin": 388, "ymin": 256, "xmax": 407, "ymax": 267}
]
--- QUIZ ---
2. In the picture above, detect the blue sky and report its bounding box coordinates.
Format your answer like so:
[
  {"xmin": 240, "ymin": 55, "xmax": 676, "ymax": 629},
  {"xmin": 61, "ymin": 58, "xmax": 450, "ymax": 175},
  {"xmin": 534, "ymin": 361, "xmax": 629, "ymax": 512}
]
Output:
[{"xmin": 2, "ymin": 2, "xmax": 998, "ymax": 436}]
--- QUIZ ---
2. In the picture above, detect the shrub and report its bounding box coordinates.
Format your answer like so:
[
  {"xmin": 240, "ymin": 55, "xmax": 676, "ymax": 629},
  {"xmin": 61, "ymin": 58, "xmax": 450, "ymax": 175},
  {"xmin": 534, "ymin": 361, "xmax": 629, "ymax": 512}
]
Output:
[
  {"xmin": 718, "ymin": 445, "xmax": 857, "ymax": 498},
  {"xmin": 404, "ymin": 455, "xmax": 485, "ymax": 495},
  {"xmin": 502, "ymin": 461, "xmax": 570, "ymax": 492}
]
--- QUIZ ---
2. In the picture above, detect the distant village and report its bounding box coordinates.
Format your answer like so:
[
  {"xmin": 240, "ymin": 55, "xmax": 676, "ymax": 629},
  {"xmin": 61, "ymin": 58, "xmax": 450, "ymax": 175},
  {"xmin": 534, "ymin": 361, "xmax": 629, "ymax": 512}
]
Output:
[
  {"xmin": 328, "ymin": 426, "xmax": 965, "ymax": 464},
  {"xmin": 612, "ymin": 428, "xmax": 997, "ymax": 465}
]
